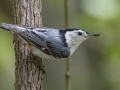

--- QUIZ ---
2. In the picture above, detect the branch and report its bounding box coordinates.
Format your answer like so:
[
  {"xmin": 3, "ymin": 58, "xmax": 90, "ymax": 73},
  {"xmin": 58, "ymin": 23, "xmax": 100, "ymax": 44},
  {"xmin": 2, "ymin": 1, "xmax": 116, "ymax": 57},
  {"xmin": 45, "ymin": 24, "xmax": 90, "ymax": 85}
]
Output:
[
  {"xmin": 64, "ymin": 0, "xmax": 71, "ymax": 90},
  {"xmin": 11, "ymin": 0, "xmax": 44, "ymax": 90}
]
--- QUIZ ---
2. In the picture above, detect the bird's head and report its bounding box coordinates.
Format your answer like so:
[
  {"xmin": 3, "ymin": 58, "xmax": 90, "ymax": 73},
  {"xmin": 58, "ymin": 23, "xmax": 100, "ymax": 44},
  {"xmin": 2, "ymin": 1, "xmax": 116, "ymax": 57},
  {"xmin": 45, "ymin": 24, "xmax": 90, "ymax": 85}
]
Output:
[
  {"xmin": 64, "ymin": 28, "xmax": 100, "ymax": 56},
  {"xmin": 65, "ymin": 28, "xmax": 100, "ymax": 43}
]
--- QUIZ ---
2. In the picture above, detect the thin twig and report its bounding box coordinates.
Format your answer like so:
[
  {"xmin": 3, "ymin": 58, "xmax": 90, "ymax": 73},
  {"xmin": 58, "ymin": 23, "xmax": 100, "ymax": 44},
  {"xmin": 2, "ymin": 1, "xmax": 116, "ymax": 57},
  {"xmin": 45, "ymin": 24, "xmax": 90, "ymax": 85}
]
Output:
[
  {"xmin": 64, "ymin": 0, "xmax": 71, "ymax": 90},
  {"xmin": 66, "ymin": 57, "xmax": 71, "ymax": 90},
  {"xmin": 64, "ymin": 0, "xmax": 69, "ymax": 29}
]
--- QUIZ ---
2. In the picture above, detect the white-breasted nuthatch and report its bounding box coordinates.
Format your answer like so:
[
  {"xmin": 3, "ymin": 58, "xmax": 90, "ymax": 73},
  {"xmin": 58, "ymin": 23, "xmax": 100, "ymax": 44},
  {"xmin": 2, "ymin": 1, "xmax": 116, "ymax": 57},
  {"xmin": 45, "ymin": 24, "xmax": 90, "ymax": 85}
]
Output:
[{"xmin": 0, "ymin": 23, "xmax": 100, "ymax": 59}]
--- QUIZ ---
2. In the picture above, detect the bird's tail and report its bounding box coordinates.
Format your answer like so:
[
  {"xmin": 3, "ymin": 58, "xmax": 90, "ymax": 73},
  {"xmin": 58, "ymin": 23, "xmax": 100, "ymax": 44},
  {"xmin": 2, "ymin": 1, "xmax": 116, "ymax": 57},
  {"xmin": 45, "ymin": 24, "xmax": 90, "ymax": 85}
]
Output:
[
  {"xmin": 0, "ymin": 23, "xmax": 26, "ymax": 33},
  {"xmin": 0, "ymin": 23, "xmax": 12, "ymax": 31}
]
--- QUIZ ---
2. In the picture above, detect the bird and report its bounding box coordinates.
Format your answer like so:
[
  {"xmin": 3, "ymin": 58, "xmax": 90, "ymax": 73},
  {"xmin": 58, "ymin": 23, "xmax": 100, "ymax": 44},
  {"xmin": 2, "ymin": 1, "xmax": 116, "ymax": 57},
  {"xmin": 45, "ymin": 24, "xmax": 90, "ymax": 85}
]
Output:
[{"xmin": 0, "ymin": 23, "xmax": 100, "ymax": 59}]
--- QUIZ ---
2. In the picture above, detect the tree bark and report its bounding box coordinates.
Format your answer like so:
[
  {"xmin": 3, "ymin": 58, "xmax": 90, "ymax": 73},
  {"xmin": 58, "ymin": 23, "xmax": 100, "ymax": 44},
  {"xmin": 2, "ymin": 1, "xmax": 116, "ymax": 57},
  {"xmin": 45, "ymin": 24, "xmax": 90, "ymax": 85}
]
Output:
[{"xmin": 11, "ymin": 0, "xmax": 44, "ymax": 90}]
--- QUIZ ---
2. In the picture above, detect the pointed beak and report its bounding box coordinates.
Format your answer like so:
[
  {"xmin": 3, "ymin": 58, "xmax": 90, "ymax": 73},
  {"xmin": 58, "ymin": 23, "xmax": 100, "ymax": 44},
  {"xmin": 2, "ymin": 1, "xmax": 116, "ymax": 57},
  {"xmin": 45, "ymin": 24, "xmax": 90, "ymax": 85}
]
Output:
[
  {"xmin": 88, "ymin": 34, "xmax": 100, "ymax": 37},
  {"xmin": 85, "ymin": 34, "xmax": 100, "ymax": 38}
]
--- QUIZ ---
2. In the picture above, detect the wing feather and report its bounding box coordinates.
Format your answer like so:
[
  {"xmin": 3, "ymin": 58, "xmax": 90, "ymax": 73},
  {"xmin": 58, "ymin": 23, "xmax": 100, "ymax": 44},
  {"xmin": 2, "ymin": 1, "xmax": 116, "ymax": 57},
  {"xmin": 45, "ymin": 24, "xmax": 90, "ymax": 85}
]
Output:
[
  {"xmin": 17, "ymin": 28, "xmax": 52, "ymax": 55},
  {"xmin": 46, "ymin": 40, "xmax": 70, "ymax": 58}
]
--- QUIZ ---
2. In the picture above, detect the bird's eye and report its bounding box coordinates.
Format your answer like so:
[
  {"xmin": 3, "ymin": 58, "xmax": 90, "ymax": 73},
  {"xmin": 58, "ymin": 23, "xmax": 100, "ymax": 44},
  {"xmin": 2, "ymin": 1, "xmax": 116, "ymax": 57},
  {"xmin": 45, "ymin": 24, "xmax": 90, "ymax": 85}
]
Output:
[{"xmin": 77, "ymin": 32, "xmax": 82, "ymax": 35}]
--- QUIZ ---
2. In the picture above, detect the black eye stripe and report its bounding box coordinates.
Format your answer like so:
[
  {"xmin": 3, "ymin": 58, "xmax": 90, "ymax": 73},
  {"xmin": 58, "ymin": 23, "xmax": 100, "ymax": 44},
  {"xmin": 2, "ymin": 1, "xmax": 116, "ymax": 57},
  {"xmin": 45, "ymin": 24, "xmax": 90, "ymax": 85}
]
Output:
[{"xmin": 78, "ymin": 32, "xmax": 82, "ymax": 35}]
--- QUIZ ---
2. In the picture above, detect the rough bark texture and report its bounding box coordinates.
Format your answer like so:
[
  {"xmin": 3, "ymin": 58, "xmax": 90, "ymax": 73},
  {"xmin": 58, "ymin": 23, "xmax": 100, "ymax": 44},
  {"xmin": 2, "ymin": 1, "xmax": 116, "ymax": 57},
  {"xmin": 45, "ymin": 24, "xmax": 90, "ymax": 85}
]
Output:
[{"xmin": 11, "ymin": 0, "xmax": 44, "ymax": 90}]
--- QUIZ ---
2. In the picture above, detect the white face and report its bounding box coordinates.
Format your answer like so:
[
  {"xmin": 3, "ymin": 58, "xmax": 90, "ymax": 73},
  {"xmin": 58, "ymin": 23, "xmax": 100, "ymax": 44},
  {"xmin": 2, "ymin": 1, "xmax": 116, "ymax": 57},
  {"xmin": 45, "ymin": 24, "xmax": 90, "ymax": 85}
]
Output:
[
  {"xmin": 68, "ymin": 29, "xmax": 89, "ymax": 42},
  {"xmin": 65, "ymin": 29, "xmax": 89, "ymax": 55}
]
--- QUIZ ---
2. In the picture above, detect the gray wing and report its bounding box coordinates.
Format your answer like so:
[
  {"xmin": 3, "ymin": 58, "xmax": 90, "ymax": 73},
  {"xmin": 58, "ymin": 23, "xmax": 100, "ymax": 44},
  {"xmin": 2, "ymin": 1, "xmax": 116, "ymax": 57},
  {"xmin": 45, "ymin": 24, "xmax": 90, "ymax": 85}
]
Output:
[
  {"xmin": 27, "ymin": 29, "xmax": 70, "ymax": 58},
  {"xmin": 46, "ymin": 40, "xmax": 70, "ymax": 58},
  {"xmin": 17, "ymin": 28, "xmax": 52, "ymax": 55},
  {"xmin": 23, "ymin": 27, "xmax": 70, "ymax": 58}
]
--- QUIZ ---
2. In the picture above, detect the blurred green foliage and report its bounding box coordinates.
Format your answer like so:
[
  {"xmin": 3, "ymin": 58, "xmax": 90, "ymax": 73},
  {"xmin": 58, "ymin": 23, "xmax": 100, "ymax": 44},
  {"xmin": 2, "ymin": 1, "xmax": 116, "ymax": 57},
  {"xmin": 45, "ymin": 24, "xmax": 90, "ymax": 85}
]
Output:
[{"xmin": 0, "ymin": 0, "xmax": 120, "ymax": 90}]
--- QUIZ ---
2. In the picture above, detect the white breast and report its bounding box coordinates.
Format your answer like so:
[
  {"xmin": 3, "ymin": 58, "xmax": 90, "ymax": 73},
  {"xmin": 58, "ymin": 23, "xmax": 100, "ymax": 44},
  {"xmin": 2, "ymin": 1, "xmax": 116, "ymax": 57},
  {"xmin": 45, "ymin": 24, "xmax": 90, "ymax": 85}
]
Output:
[{"xmin": 67, "ymin": 41, "xmax": 81, "ymax": 56}]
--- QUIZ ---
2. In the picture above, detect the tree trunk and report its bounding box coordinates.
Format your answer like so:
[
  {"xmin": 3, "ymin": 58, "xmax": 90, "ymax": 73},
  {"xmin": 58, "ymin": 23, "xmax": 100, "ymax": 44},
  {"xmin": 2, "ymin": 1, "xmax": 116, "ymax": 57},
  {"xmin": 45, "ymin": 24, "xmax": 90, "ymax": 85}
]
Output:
[{"xmin": 11, "ymin": 0, "xmax": 44, "ymax": 90}]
